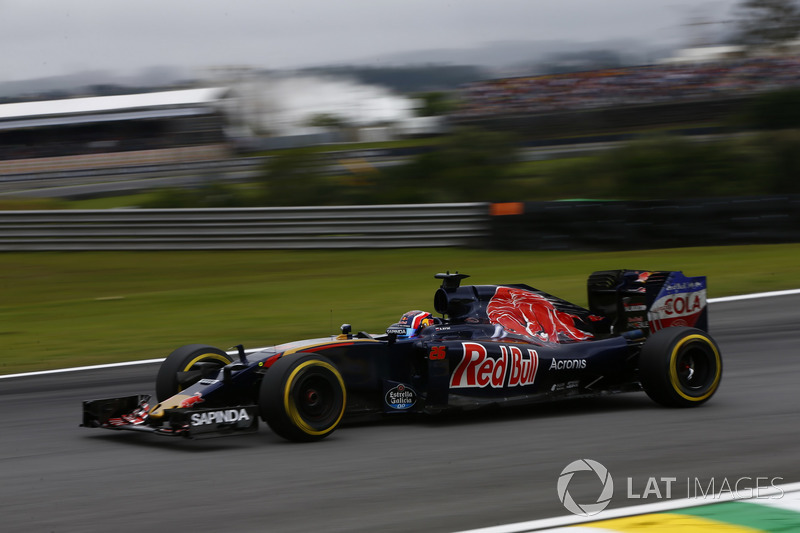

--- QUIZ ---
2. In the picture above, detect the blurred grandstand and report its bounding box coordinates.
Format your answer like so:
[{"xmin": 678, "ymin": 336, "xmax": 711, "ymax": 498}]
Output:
[
  {"xmin": 0, "ymin": 76, "xmax": 427, "ymax": 177},
  {"xmin": 4, "ymin": 48, "xmax": 800, "ymax": 178},
  {"xmin": 0, "ymin": 88, "xmax": 231, "ymax": 175},
  {"xmin": 455, "ymin": 54, "xmax": 800, "ymax": 118},
  {"xmin": 450, "ymin": 51, "xmax": 800, "ymax": 137}
]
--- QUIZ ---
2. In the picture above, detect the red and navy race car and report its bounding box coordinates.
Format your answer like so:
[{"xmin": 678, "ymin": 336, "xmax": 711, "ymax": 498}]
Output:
[{"xmin": 82, "ymin": 270, "xmax": 722, "ymax": 442}]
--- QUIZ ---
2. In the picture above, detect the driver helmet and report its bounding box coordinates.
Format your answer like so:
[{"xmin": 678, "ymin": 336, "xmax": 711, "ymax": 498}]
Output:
[{"xmin": 387, "ymin": 310, "xmax": 435, "ymax": 339}]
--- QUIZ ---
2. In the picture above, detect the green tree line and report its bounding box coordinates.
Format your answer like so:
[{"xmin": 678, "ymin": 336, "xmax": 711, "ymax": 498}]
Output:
[{"xmin": 143, "ymin": 89, "xmax": 800, "ymax": 208}]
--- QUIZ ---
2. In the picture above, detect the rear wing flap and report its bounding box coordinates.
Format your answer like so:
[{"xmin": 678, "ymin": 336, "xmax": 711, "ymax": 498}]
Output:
[{"xmin": 588, "ymin": 270, "xmax": 708, "ymax": 335}]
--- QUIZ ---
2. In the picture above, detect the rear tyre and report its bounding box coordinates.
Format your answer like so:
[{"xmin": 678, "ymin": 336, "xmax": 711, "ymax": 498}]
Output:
[
  {"xmin": 155, "ymin": 344, "xmax": 233, "ymax": 402},
  {"xmin": 639, "ymin": 327, "xmax": 722, "ymax": 407},
  {"xmin": 259, "ymin": 353, "xmax": 346, "ymax": 442}
]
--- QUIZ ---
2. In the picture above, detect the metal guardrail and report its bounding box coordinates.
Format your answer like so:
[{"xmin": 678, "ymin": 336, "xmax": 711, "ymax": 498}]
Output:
[
  {"xmin": 488, "ymin": 196, "xmax": 800, "ymax": 251},
  {"xmin": 0, "ymin": 157, "xmax": 265, "ymax": 198},
  {"xmin": 0, "ymin": 141, "xmax": 643, "ymax": 199},
  {"xmin": 0, "ymin": 156, "xmax": 409, "ymax": 199},
  {"xmin": 0, "ymin": 203, "xmax": 490, "ymax": 251}
]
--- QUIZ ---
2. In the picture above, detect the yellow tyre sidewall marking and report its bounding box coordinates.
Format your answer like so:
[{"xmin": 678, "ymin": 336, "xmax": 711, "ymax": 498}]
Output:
[
  {"xmin": 151, "ymin": 352, "xmax": 233, "ymax": 417},
  {"xmin": 284, "ymin": 360, "xmax": 346, "ymax": 436},
  {"xmin": 180, "ymin": 352, "xmax": 232, "ymax": 372},
  {"xmin": 669, "ymin": 334, "xmax": 721, "ymax": 402},
  {"xmin": 178, "ymin": 353, "xmax": 232, "ymax": 390}
]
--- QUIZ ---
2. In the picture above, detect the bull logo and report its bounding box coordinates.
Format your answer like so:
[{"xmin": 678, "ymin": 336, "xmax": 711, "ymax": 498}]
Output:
[{"xmin": 487, "ymin": 287, "xmax": 593, "ymax": 343}]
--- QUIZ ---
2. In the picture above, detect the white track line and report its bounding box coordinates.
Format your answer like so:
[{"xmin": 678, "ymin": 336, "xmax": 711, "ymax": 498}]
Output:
[
  {"xmin": 452, "ymin": 482, "xmax": 800, "ymax": 533},
  {"xmin": 0, "ymin": 358, "xmax": 166, "ymax": 380},
  {"xmin": 708, "ymin": 288, "xmax": 800, "ymax": 303},
  {"xmin": 0, "ymin": 346, "xmax": 269, "ymax": 380},
  {"xmin": 2, "ymin": 289, "xmax": 798, "ymax": 381}
]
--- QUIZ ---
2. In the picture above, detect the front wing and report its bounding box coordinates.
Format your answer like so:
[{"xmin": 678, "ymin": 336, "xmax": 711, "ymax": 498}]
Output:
[{"xmin": 81, "ymin": 395, "xmax": 259, "ymax": 439}]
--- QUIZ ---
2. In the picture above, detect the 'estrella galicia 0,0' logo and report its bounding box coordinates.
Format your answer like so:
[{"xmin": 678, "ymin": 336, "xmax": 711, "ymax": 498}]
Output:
[{"xmin": 557, "ymin": 459, "xmax": 614, "ymax": 516}]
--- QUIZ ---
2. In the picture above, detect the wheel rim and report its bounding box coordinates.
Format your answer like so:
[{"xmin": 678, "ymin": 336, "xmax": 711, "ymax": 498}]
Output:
[
  {"xmin": 293, "ymin": 373, "xmax": 336, "ymax": 421},
  {"xmin": 676, "ymin": 348, "xmax": 710, "ymax": 390},
  {"xmin": 284, "ymin": 360, "xmax": 346, "ymax": 436},
  {"xmin": 670, "ymin": 336, "xmax": 721, "ymax": 401}
]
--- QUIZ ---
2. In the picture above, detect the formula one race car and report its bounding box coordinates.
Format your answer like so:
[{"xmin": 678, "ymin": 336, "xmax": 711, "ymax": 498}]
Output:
[{"xmin": 82, "ymin": 270, "xmax": 722, "ymax": 442}]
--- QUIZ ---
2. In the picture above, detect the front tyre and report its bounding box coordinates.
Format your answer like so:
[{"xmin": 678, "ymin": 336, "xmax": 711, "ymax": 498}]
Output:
[
  {"xmin": 639, "ymin": 327, "xmax": 722, "ymax": 407},
  {"xmin": 155, "ymin": 344, "xmax": 233, "ymax": 402},
  {"xmin": 259, "ymin": 353, "xmax": 346, "ymax": 442}
]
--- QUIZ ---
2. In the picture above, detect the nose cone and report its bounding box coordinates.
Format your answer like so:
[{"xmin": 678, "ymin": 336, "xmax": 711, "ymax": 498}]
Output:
[{"xmin": 148, "ymin": 393, "xmax": 194, "ymax": 418}]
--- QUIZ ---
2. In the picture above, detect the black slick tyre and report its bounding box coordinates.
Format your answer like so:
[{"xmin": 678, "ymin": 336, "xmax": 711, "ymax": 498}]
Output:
[
  {"xmin": 639, "ymin": 327, "xmax": 722, "ymax": 407},
  {"xmin": 155, "ymin": 344, "xmax": 233, "ymax": 402},
  {"xmin": 259, "ymin": 353, "xmax": 346, "ymax": 442}
]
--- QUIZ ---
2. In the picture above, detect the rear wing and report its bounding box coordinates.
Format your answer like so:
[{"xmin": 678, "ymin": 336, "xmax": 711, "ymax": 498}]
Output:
[{"xmin": 588, "ymin": 270, "xmax": 708, "ymax": 336}]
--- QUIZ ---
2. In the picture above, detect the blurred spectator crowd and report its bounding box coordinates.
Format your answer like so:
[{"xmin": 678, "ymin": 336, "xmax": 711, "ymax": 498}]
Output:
[{"xmin": 456, "ymin": 56, "xmax": 800, "ymax": 117}]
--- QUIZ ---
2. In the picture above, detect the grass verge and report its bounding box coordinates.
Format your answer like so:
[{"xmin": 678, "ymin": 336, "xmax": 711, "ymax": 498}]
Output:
[{"xmin": 1, "ymin": 244, "xmax": 799, "ymax": 375}]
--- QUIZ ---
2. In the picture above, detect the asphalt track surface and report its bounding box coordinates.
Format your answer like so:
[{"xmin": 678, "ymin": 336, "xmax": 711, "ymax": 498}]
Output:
[{"xmin": 1, "ymin": 295, "xmax": 798, "ymax": 533}]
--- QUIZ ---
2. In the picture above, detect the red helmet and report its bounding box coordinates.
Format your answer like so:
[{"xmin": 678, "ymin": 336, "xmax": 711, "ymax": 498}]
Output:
[{"xmin": 387, "ymin": 310, "xmax": 435, "ymax": 339}]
